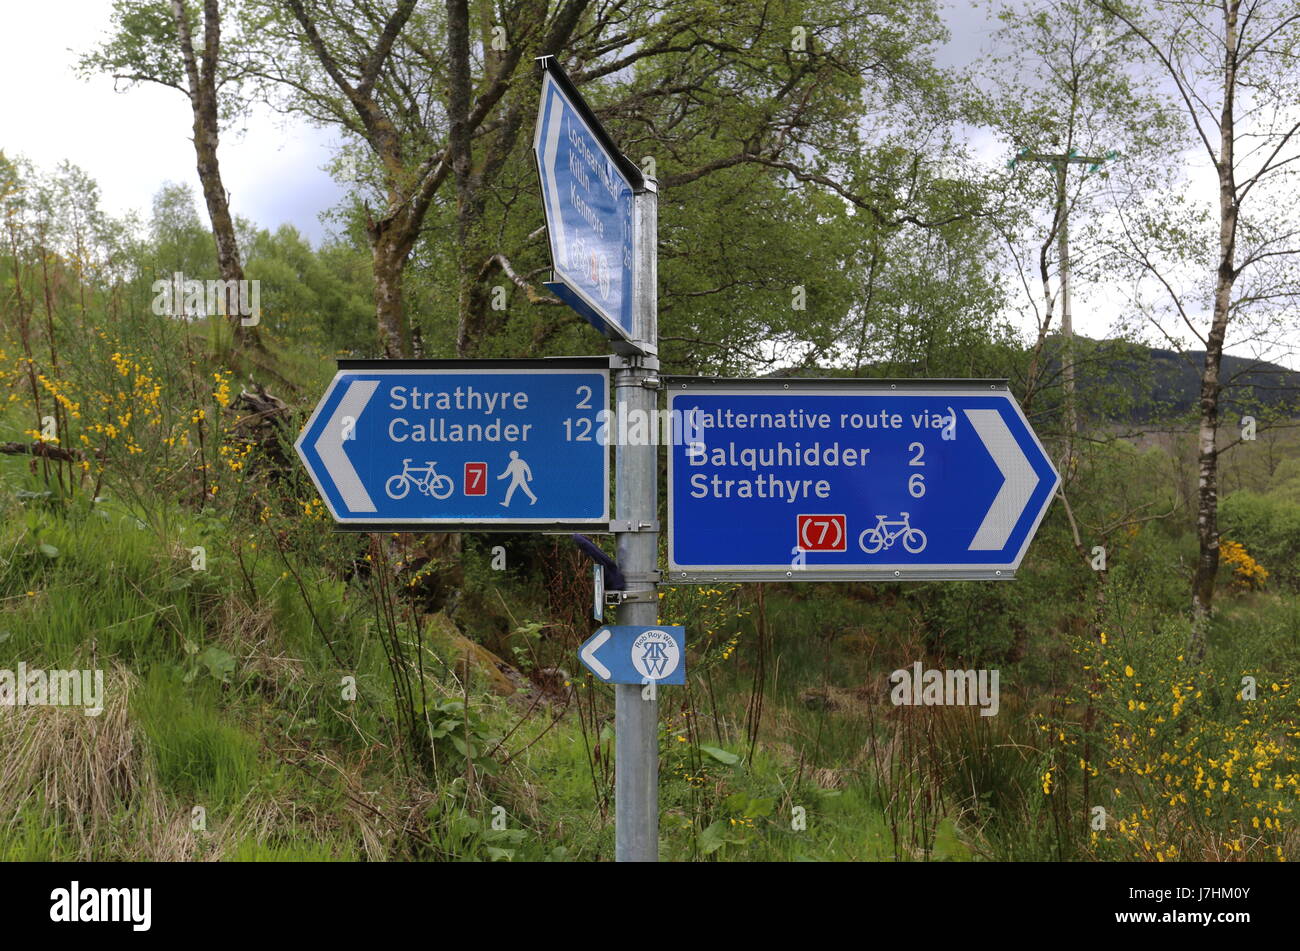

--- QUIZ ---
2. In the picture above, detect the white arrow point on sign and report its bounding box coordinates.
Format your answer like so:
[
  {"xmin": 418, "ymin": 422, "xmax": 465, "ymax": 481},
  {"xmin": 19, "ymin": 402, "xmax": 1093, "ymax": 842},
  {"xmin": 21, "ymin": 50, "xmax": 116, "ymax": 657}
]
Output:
[
  {"xmin": 315, "ymin": 380, "xmax": 379, "ymax": 514},
  {"xmin": 581, "ymin": 628, "xmax": 612, "ymax": 680},
  {"xmin": 965, "ymin": 408, "xmax": 1039, "ymax": 551},
  {"xmin": 541, "ymin": 81, "xmax": 568, "ymax": 268}
]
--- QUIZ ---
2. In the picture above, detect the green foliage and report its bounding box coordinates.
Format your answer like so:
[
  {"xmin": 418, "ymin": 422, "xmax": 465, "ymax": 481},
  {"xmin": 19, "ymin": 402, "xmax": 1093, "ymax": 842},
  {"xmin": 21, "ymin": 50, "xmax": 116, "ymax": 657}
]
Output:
[
  {"xmin": 0, "ymin": 805, "xmax": 82, "ymax": 861},
  {"xmin": 244, "ymin": 226, "xmax": 374, "ymax": 353},
  {"xmin": 913, "ymin": 582, "xmax": 1021, "ymax": 664},
  {"xmin": 931, "ymin": 817, "xmax": 974, "ymax": 861},
  {"xmin": 1051, "ymin": 618, "xmax": 1296, "ymax": 862},
  {"xmin": 132, "ymin": 668, "xmax": 263, "ymax": 809},
  {"xmin": 227, "ymin": 838, "xmax": 355, "ymax": 861},
  {"xmin": 423, "ymin": 696, "xmax": 502, "ymax": 778},
  {"xmin": 1221, "ymin": 492, "xmax": 1300, "ymax": 590},
  {"xmin": 423, "ymin": 783, "xmax": 528, "ymax": 862},
  {"xmin": 698, "ymin": 792, "xmax": 776, "ymax": 855},
  {"xmin": 1266, "ymin": 457, "xmax": 1300, "ymax": 505}
]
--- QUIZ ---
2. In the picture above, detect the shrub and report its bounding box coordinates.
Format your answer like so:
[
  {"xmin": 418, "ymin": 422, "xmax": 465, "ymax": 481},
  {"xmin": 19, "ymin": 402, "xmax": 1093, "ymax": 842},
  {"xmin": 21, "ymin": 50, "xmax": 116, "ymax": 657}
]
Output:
[
  {"xmin": 1048, "ymin": 623, "xmax": 1297, "ymax": 861},
  {"xmin": 1221, "ymin": 492, "xmax": 1300, "ymax": 589}
]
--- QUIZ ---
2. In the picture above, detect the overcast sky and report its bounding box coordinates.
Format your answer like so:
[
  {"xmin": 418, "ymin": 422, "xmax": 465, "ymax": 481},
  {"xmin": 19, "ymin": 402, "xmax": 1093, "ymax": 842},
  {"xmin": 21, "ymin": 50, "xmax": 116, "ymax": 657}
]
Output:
[
  {"xmin": 0, "ymin": 1, "xmax": 998, "ymax": 242},
  {"xmin": 1, "ymin": 1, "xmax": 1291, "ymax": 368},
  {"xmin": 0, "ymin": 0, "xmax": 346, "ymax": 244}
]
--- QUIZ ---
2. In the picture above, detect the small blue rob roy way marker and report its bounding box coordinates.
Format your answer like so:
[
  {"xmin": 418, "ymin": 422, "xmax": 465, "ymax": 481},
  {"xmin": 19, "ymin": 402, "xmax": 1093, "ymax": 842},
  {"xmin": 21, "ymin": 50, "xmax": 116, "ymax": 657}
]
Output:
[{"xmin": 579, "ymin": 626, "xmax": 687, "ymax": 686}]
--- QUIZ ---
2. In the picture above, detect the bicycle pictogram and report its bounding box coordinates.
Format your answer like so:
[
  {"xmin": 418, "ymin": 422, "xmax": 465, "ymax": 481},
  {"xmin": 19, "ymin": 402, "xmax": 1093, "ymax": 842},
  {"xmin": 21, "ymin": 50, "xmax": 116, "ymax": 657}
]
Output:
[
  {"xmin": 385, "ymin": 458, "xmax": 454, "ymax": 500},
  {"xmin": 858, "ymin": 512, "xmax": 928, "ymax": 554}
]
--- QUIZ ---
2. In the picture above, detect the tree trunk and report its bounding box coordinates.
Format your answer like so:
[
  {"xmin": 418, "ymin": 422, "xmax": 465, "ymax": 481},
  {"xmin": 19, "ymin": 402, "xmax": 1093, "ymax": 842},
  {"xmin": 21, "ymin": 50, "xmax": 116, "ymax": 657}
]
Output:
[
  {"xmin": 173, "ymin": 0, "xmax": 259, "ymax": 352},
  {"xmin": 1189, "ymin": 1, "xmax": 1240, "ymax": 658},
  {"xmin": 370, "ymin": 226, "xmax": 412, "ymax": 359},
  {"xmin": 456, "ymin": 242, "xmax": 499, "ymax": 357},
  {"xmin": 193, "ymin": 114, "xmax": 252, "ymax": 345},
  {"xmin": 1190, "ymin": 242, "xmax": 1235, "ymax": 656}
]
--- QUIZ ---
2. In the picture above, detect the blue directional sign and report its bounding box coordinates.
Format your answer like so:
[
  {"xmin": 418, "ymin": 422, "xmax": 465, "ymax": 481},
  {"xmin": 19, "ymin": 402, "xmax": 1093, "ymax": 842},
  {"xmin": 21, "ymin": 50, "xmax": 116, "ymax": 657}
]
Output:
[
  {"xmin": 295, "ymin": 359, "xmax": 609, "ymax": 530},
  {"xmin": 667, "ymin": 380, "xmax": 1060, "ymax": 580},
  {"xmin": 533, "ymin": 58, "xmax": 640, "ymax": 345},
  {"xmin": 579, "ymin": 625, "xmax": 687, "ymax": 686}
]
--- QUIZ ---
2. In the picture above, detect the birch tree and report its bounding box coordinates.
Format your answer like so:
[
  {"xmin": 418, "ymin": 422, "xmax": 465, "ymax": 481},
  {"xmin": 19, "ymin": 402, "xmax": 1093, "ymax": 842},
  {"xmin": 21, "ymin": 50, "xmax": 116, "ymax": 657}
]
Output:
[{"xmin": 1087, "ymin": 0, "xmax": 1300, "ymax": 650}]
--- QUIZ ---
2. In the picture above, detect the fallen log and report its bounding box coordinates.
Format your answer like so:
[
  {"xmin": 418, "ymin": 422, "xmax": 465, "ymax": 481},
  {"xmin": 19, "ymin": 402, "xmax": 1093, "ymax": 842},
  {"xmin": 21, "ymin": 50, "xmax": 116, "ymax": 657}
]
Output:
[{"xmin": 0, "ymin": 441, "xmax": 86, "ymax": 463}]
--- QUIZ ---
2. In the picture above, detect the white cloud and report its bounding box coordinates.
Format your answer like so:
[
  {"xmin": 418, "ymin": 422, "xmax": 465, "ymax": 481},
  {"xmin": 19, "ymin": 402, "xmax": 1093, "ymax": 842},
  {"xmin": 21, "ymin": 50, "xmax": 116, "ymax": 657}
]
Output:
[{"xmin": 0, "ymin": 0, "xmax": 344, "ymax": 243}]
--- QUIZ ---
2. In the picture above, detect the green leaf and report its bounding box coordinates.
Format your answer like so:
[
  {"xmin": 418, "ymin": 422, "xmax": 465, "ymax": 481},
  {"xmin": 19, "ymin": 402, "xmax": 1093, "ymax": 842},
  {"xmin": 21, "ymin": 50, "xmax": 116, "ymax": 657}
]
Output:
[
  {"xmin": 448, "ymin": 814, "xmax": 479, "ymax": 840},
  {"xmin": 486, "ymin": 827, "xmax": 525, "ymax": 845},
  {"xmin": 198, "ymin": 646, "xmax": 236, "ymax": 683},
  {"xmin": 932, "ymin": 817, "xmax": 973, "ymax": 862},
  {"xmin": 38, "ymin": 543, "xmax": 59, "ymax": 559},
  {"xmin": 699, "ymin": 744, "xmax": 740, "ymax": 765},
  {"xmin": 698, "ymin": 820, "xmax": 730, "ymax": 855},
  {"xmin": 437, "ymin": 717, "xmax": 461, "ymax": 733}
]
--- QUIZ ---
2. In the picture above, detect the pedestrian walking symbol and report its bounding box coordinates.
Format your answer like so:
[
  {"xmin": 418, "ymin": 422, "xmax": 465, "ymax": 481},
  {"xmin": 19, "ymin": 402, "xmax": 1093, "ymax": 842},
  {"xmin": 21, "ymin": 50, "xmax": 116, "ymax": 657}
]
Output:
[{"xmin": 499, "ymin": 450, "xmax": 538, "ymax": 507}]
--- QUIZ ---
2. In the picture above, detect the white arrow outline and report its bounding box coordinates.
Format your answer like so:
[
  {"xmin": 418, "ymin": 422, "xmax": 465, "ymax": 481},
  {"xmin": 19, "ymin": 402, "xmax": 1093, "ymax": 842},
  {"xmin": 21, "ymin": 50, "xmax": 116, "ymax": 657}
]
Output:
[
  {"xmin": 539, "ymin": 78, "xmax": 569, "ymax": 269},
  {"xmin": 580, "ymin": 627, "xmax": 612, "ymax": 680},
  {"xmin": 315, "ymin": 379, "xmax": 378, "ymax": 513},
  {"xmin": 965, "ymin": 408, "xmax": 1039, "ymax": 550}
]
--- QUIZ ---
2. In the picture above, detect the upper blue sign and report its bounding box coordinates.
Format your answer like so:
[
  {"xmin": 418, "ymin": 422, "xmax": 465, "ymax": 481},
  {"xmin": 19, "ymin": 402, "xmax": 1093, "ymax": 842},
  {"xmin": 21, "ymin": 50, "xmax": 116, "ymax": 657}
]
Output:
[
  {"xmin": 295, "ymin": 361, "xmax": 609, "ymax": 529},
  {"xmin": 533, "ymin": 65, "xmax": 637, "ymax": 343},
  {"xmin": 667, "ymin": 382, "xmax": 1060, "ymax": 580}
]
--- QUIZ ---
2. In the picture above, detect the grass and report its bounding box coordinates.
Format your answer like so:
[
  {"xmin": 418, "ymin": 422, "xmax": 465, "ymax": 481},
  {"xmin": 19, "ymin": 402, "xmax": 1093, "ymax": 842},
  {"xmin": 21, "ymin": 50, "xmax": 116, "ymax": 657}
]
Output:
[
  {"xmin": 131, "ymin": 667, "xmax": 264, "ymax": 811},
  {"xmin": 1, "ymin": 368, "xmax": 1296, "ymax": 861}
]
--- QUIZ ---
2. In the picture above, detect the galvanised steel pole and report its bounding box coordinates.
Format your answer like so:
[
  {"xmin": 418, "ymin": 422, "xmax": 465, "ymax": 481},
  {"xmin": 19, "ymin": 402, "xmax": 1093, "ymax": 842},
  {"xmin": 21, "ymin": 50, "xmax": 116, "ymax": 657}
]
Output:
[{"xmin": 613, "ymin": 176, "xmax": 659, "ymax": 862}]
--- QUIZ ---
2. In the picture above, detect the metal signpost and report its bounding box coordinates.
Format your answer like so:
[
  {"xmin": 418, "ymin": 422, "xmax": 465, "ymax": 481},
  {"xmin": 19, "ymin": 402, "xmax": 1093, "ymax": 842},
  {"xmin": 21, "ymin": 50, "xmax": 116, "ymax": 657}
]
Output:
[
  {"xmin": 667, "ymin": 379, "xmax": 1060, "ymax": 581},
  {"xmin": 295, "ymin": 56, "xmax": 1063, "ymax": 866},
  {"xmin": 534, "ymin": 57, "xmax": 662, "ymax": 862},
  {"xmin": 295, "ymin": 359, "xmax": 609, "ymax": 530}
]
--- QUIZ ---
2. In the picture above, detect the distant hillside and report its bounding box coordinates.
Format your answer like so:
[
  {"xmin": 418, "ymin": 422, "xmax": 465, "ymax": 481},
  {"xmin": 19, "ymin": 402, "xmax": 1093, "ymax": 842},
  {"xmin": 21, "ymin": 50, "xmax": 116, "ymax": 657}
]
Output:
[
  {"xmin": 765, "ymin": 337, "xmax": 1300, "ymax": 424},
  {"xmin": 1053, "ymin": 337, "xmax": 1300, "ymax": 423}
]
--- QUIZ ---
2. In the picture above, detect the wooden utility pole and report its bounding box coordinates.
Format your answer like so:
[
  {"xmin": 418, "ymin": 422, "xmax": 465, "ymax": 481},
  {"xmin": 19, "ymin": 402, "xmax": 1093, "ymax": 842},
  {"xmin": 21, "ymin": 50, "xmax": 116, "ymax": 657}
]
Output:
[{"xmin": 1011, "ymin": 148, "xmax": 1116, "ymax": 470}]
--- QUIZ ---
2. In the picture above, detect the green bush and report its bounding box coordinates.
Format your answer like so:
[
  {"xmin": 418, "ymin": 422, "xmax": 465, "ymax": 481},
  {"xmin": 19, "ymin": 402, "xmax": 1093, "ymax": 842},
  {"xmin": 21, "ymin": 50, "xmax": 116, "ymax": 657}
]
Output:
[{"xmin": 1220, "ymin": 492, "xmax": 1300, "ymax": 589}]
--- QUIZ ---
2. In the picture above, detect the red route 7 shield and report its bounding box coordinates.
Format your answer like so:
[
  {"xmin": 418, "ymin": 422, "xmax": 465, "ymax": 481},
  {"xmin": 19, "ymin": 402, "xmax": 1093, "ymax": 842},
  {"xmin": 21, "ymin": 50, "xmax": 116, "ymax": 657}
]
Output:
[
  {"xmin": 797, "ymin": 514, "xmax": 846, "ymax": 552},
  {"xmin": 463, "ymin": 462, "xmax": 487, "ymax": 496}
]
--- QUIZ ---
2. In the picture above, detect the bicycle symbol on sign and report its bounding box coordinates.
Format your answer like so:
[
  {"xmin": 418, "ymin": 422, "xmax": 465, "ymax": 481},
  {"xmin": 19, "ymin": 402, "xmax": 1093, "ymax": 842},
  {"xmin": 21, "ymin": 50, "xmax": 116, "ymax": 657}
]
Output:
[
  {"xmin": 385, "ymin": 459, "xmax": 454, "ymax": 500},
  {"xmin": 858, "ymin": 512, "xmax": 928, "ymax": 554}
]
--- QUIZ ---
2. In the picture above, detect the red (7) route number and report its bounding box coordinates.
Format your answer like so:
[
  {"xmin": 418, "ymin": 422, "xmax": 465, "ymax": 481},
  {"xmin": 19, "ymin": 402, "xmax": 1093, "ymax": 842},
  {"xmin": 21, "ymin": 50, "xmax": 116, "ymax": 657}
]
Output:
[
  {"xmin": 464, "ymin": 461, "xmax": 487, "ymax": 496},
  {"xmin": 797, "ymin": 514, "xmax": 846, "ymax": 552}
]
